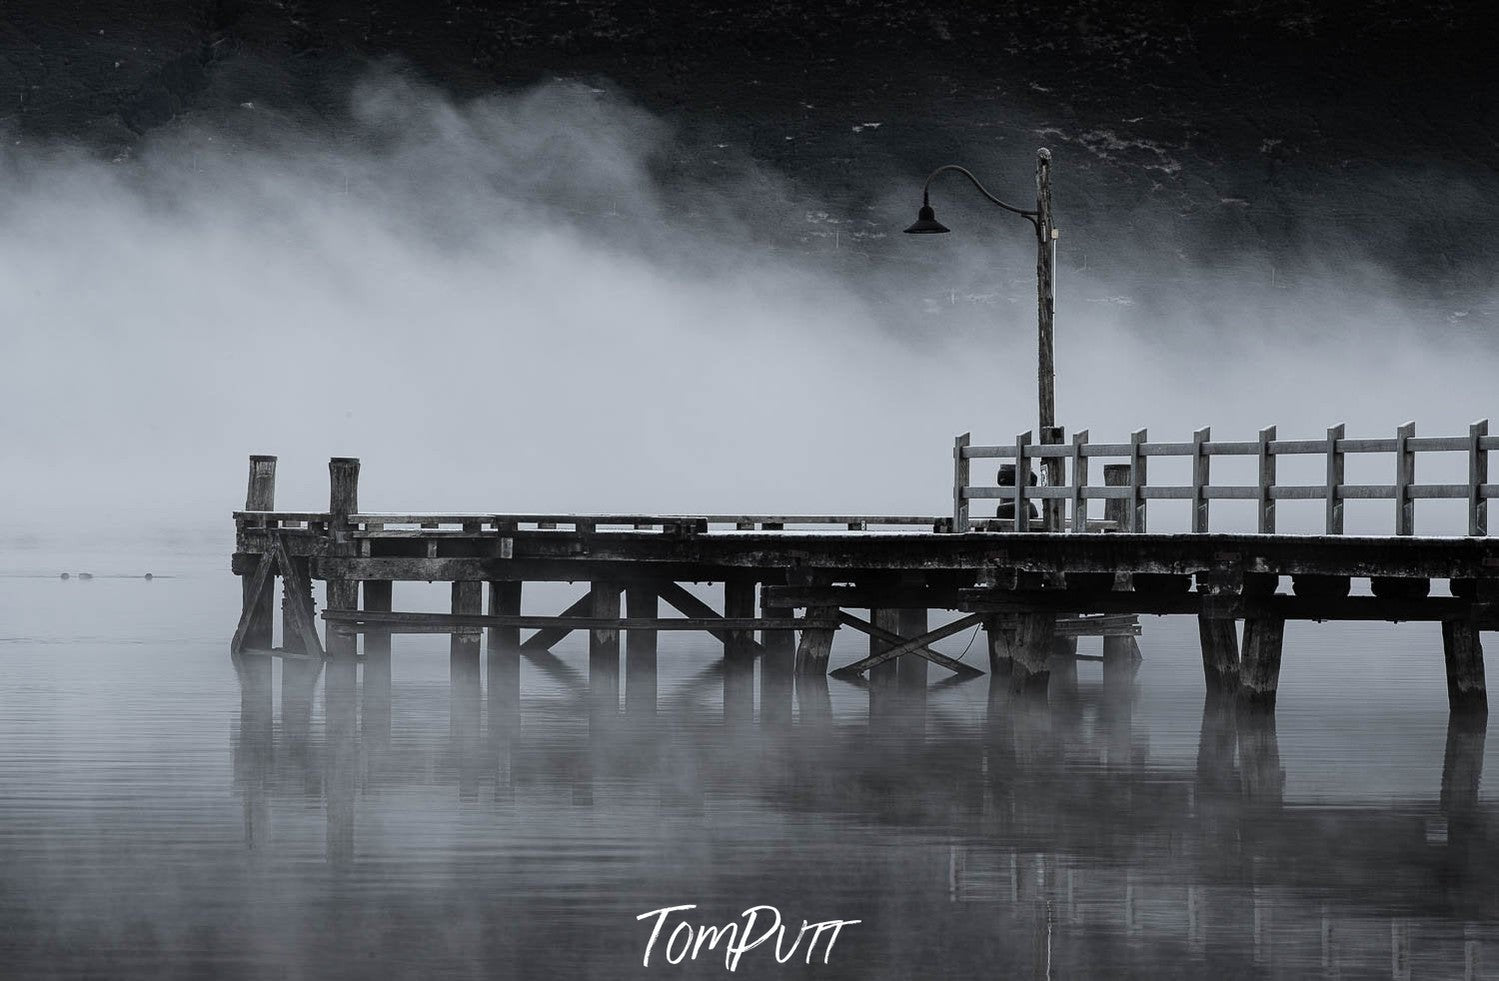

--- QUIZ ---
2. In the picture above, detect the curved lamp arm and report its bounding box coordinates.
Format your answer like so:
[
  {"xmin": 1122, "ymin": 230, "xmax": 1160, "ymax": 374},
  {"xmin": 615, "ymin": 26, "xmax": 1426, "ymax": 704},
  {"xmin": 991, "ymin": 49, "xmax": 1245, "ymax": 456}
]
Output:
[{"xmin": 922, "ymin": 165, "xmax": 1041, "ymax": 235}]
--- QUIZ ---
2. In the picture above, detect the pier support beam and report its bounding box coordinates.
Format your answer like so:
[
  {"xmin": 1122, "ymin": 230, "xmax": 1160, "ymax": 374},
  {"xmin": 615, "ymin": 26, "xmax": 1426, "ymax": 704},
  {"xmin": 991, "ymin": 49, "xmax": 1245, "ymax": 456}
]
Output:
[
  {"xmin": 362, "ymin": 580, "xmax": 392, "ymax": 743},
  {"xmin": 486, "ymin": 581, "xmax": 522, "ymax": 658},
  {"xmin": 1441, "ymin": 620, "xmax": 1487, "ymax": 714},
  {"xmin": 724, "ymin": 580, "xmax": 756, "ymax": 724},
  {"xmin": 588, "ymin": 582, "xmax": 621, "ymax": 708},
  {"xmin": 450, "ymin": 581, "xmax": 482, "ymax": 672},
  {"xmin": 897, "ymin": 607, "xmax": 930, "ymax": 695},
  {"xmin": 795, "ymin": 609, "xmax": 836, "ymax": 676},
  {"xmin": 1197, "ymin": 617, "xmax": 1240, "ymax": 695},
  {"xmin": 985, "ymin": 616, "xmax": 1013, "ymax": 677},
  {"xmin": 325, "ymin": 457, "xmax": 361, "ymax": 660},
  {"xmin": 625, "ymin": 587, "xmax": 658, "ymax": 716},
  {"xmin": 1239, "ymin": 618, "xmax": 1286, "ymax": 708},
  {"xmin": 1003, "ymin": 613, "xmax": 1054, "ymax": 695},
  {"xmin": 760, "ymin": 592, "xmax": 796, "ymax": 726},
  {"xmin": 237, "ymin": 455, "xmax": 278, "ymax": 650},
  {"xmin": 1102, "ymin": 635, "xmax": 1142, "ymax": 690}
]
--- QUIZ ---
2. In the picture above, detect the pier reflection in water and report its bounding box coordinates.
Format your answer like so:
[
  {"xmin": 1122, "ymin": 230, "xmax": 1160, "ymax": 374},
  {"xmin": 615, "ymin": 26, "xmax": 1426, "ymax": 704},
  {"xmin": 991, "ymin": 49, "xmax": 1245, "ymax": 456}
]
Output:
[{"xmin": 222, "ymin": 642, "xmax": 1498, "ymax": 980}]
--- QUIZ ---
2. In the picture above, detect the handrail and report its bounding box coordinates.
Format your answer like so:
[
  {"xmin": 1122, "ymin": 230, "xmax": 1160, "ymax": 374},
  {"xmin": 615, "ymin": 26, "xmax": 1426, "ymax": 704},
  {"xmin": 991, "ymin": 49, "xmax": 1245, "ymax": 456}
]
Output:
[{"xmin": 952, "ymin": 421, "xmax": 1493, "ymax": 536}]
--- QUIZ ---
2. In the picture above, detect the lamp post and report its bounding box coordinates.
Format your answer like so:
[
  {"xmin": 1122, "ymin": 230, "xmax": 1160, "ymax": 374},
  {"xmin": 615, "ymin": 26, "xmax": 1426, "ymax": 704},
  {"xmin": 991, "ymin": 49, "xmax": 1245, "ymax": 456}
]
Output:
[{"xmin": 906, "ymin": 148, "xmax": 1061, "ymax": 525}]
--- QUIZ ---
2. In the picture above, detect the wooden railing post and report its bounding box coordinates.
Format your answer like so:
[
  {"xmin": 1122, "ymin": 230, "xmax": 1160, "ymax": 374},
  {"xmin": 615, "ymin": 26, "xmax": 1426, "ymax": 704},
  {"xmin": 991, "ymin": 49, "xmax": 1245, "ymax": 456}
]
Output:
[
  {"xmin": 1103, "ymin": 464, "xmax": 1129, "ymax": 531},
  {"xmin": 1128, "ymin": 429, "xmax": 1147, "ymax": 532},
  {"xmin": 1395, "ymin": 421, "xmax": 1415, "ymax": 536},
  {"xmin": 1070, "ymin": 430, "xmax": 1089, "ymax": 533},
  {"xmin": 1326, "ymin": 424, "xmax": 1346, "ymax": 535},
  {"xmin": 1040, "ymin": 425, "xmax": 1065, "ymax": 532},
  {"xmin": 1257, "ymin": 426, "xmax": 1277, "ymax": 534},
  {"xmin": 1191, "ymin": 427, "xmax": 1210, "ymax": 533},
  {"xmin": 1014, "ymin": 431, "xmax": 1033, "ymax": 532},
  {"xmin": 953, "ymin": 433, "xmax": 971, "ymax": 533},
  {"xmin": 1468, "ymin": 420, "xmax": 1488, "ymax": 537}
]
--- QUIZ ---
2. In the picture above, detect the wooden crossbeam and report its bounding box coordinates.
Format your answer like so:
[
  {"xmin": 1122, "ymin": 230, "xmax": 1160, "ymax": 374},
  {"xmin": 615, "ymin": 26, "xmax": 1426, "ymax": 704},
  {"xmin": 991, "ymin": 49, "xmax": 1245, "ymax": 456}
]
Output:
[
  {"xmin": 655, "ymin": 581, "xmax": 767, "ymax": 655},
  {"xmin": 961, "ymin": 589, "xmax": 1492, "ymax": 624},
  {"xmin": 229, "ymin": 552, "xmax": 275, "ymax": 654},
  {"xmin": 832, "ymin": 612, "xmax": 985, "ymax": 677},
  {"xmin": 323, "ymin": 611, "xmax": 805, "ymax": 632},
  {"xmin": 273, "ymin": 538, "xmax": 325, "ymax": 658}
]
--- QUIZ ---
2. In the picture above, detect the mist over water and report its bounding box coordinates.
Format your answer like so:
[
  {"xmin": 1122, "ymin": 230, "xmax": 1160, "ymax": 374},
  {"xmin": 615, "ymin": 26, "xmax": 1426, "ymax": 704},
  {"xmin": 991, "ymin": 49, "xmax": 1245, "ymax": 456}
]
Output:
[
  {"xmin": 3, "ymin": 63, "xmax": 1499, "ymax": 979},
  {"xmin": 3, "ymin": 73, "xmax": 1496, "ymax": 542}
]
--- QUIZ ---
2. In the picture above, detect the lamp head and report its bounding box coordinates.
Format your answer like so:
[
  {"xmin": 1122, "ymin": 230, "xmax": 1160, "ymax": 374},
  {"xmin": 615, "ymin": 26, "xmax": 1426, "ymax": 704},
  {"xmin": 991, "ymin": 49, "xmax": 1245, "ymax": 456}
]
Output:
[{"xmin": 903, "ymin": 193, "xmax": 950, "ymax": 234}]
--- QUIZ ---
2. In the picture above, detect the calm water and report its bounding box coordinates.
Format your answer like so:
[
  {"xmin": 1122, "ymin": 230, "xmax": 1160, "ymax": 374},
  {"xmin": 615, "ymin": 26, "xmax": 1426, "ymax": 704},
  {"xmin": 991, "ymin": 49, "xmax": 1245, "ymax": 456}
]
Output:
[{"xmin": 1, "ymin": 543, "xmax": 1496, "ymax": 978}]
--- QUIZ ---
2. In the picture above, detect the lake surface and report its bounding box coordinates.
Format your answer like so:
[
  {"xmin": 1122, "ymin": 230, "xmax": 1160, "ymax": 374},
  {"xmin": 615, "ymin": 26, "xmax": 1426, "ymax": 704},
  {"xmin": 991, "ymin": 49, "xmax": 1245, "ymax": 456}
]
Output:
[{"xmin": 1, "ymin": 543, "xmax": 1495, "ymax": 978}]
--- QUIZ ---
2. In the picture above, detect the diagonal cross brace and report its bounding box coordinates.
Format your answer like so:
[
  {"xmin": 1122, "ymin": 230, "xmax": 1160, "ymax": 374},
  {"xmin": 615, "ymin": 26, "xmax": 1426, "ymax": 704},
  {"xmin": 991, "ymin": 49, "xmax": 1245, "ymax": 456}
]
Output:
[
  {"xmin": 229, "ymin": 552, "xmax": 276, "ymax": 654},
  {"xmin": 655, "ymin": 582, "xmax": 767, "ymax": 656},
  {"xmin": 833, "ymin": 611, "xmax": 985, "ymax": 677},
  {"xmin": 273, "ymin": 538, "xmax": 325, "ymax": 659}
]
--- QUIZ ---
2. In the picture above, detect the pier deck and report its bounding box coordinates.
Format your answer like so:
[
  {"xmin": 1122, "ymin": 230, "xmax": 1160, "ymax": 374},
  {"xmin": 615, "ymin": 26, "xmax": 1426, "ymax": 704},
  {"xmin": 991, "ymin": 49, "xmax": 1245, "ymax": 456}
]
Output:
[{"xmin": 230, "ymin": 422, "xmax": 1499, "ymax": 713}]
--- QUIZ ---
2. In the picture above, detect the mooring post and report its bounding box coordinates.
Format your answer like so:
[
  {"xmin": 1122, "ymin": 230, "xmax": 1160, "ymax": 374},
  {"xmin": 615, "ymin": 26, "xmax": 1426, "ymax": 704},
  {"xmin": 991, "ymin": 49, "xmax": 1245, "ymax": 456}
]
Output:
[
  {"xmin": 1191, "ymin": 427, "xmax": 1211, "ymax": 533},
  {"xmin": 953, "ymin": 433, "xmax": 972, "ymax": 533},
  {"xmin": 624, "ymin": 586, "xmax": 658, "ymax": 716},
  {"xmin": 1128, "ymin": 430, "xmax": 1148, "ymax": 532},
  {"xmin": 588, "ymin": 582, "xmax": 621, "ymax": 708},
  {"xmin": 239, "ymin": 455, "xmax": 278, "ymax": 650},
  {"xmin": 325, "ymin": 457, "xmax": 361, "ymax": 659},
  {"xmin": 1441, "ymin": 620, "xmax": 1487, "ymax": 714},
  {"xmin": 1470, "ymin": 420, "xmax": 1489, "ymax": 536},
  {"xmin": 1326, "ymin": 423, "xmax": 1346, "ymax": 534},
  {"xmin": 1239, "ymin": 618, "xmax": 1286, "ymax": 708},
  {"xmin": 1070, "ymin": 430, "xmax": 1090, "ymax": 533}
]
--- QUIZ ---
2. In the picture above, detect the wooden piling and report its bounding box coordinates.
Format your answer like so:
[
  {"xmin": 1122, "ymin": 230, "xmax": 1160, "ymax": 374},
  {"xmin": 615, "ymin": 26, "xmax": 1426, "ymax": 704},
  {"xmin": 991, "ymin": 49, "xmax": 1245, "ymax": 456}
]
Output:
[
  {"xmin": 624, "ymin": 586, "xmax": 658, "ymax": 716},
  {"xmin": 1440, "ymin": 710, "xmax": 1486, "ymax": 815},
  {"xmin": 985, "ymin": 616, "xmax": 1013, "ymax": 676},
  {"xmin": 1102, "ymin": 634, "xmax": 1142, "ymax": 689},
  {"xmin": 363, "ymin": 580, "xmax": 392, "ymax": 727},
  {"xmin": 1239, "ymin": 618, "xmax": 1286, "ymax": 708},
  {"xmin": 794, "ymin": 609, "xmax": 836, "ymax": 676},
  {"xmin": 450, "ymin": 581, "xmax": 482, "ymax": 670},
  {"xmin": 724, "ymin": 579, "xmax": 756, "ymax": 661},
  {"xmin": 588, "ymin": 582, "xmax": 621, "ymax": 704},
  {"xmin": 1197, "ymin": 617, "xmax": 1240, "ymax": 694},
  {"xmin": 1441, "ymin": 620, "xmax": 1487, "ymax": 713},
  {"xmin": 325, "ymin": 457, "xmax": 361, "ymax": 659},
  {"xmin": 238, "ymin": 456, "xmax": 277, "ymax": 650},
  {"xmin": 869, "ymin": 608, "xmax": 901, "ymax": 693},
  {"xmin": 1008, "ymin": 612, "xmax": 1053, "ymax": 695},
  {"xmin": 486, "ymin": 581, "xmax": 522, "ymax": 657},
  {"xmin": 897, "ymin": 606, "xmax": 930, "ymax": 694},
  {"xmin": 761, "ymin": 592, "xmax": 795, "ymax": 725}
]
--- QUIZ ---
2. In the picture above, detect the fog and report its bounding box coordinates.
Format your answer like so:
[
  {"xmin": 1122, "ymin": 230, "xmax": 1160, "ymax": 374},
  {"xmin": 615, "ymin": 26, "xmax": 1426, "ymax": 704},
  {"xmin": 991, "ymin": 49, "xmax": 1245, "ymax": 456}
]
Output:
[{"xmin": 2, "ymin": 74, "xmax": 1495, "ymax": 546}]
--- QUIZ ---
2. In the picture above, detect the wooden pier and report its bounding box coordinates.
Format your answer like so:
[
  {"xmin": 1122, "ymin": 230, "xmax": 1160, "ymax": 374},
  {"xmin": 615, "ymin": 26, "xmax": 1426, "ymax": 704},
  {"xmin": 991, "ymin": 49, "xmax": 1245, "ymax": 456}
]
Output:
[{"xmin": 231, "ymin": 421, "xmax": 1499, "ymax": 714}]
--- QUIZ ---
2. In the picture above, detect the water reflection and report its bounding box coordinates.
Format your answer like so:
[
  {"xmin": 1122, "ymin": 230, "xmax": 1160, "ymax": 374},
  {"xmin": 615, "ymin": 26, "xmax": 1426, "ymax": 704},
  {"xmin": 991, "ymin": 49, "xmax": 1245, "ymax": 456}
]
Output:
[{"xmin": 227, "ymin": 651, "xmax": 1499, "ymax": 978}]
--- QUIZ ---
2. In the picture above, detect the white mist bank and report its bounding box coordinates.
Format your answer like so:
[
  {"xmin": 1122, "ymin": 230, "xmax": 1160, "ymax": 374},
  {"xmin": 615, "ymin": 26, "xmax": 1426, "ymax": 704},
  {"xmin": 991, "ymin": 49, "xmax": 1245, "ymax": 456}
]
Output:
[{"xmin": 1, "ymin": 75, "xmax": 1494, "ymax": 545}]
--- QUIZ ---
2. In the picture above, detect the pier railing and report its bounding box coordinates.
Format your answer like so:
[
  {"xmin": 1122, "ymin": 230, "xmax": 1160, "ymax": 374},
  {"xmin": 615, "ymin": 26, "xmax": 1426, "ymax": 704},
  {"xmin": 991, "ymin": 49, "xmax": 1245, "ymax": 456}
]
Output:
[{"xmin": 953, "ymin": 421, "xmax": 1495, "ymax": 536}]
